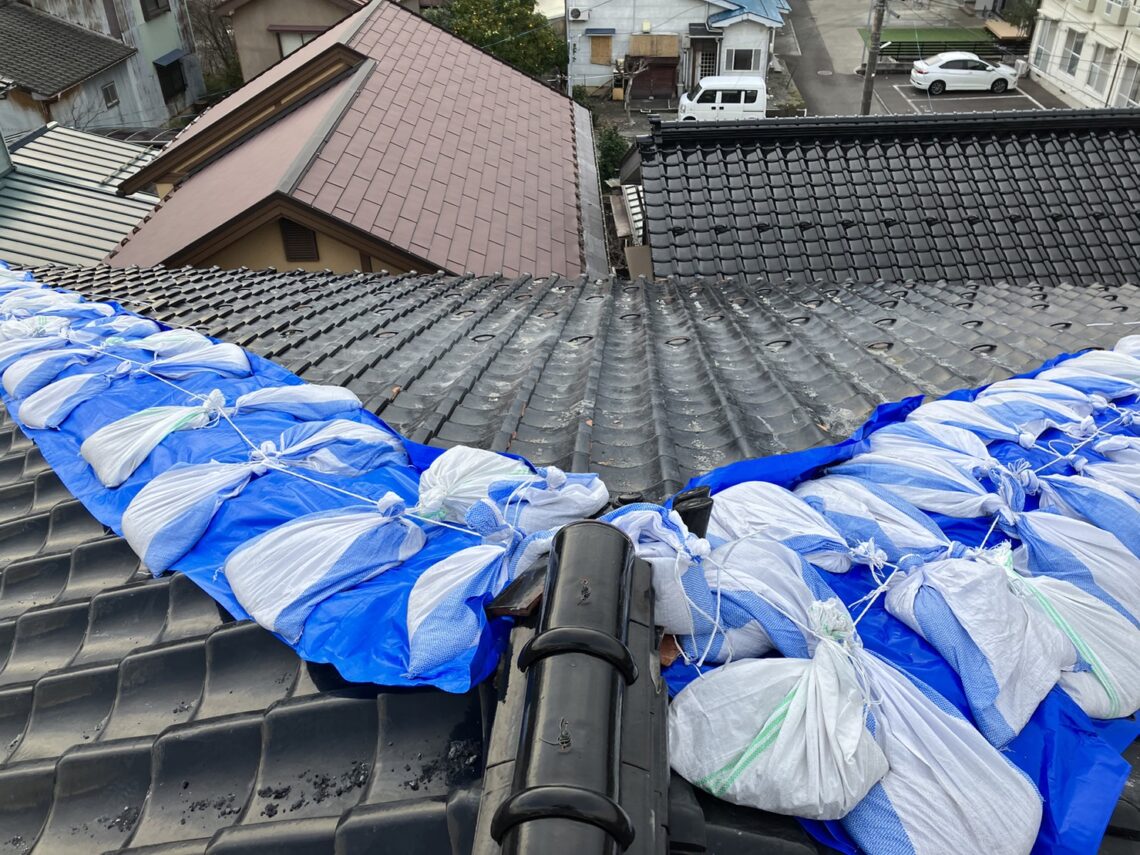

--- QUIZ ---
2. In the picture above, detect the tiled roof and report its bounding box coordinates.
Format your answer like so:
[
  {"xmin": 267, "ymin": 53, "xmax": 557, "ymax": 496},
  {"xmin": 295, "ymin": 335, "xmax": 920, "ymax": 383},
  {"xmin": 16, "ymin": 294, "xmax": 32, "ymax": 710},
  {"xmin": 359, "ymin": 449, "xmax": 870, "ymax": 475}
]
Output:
[
  {"xmin": 4, "ymin": 261, "xmax": 1140, "ymax": 852},
  {"xmin": 26, "ymin": 263, "xmax": 1140, "ymax": 502},
  {"xmin": 108, "ymin": 0, "xmax": 598, "ymax": 278},
  {"xmin": 0, "ymin": 1, "xmax": 136, "ymax": 98},
  {"xmin": 633, "ymin": 110, "xmax": 1140, "ymax": 283},
  {"xmin": 0, "ymin": 126, "xmax": 158, "ymax": 267}
]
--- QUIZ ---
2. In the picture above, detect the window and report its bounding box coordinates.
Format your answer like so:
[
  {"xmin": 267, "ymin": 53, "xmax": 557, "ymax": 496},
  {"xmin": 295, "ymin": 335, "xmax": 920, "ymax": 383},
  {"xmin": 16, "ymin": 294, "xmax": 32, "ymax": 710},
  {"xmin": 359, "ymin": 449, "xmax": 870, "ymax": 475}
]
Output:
[
  {"xmin": 101, "ymin": 81, "xmax": 119, "ymax": 108},
  {"xmin": 725, "ymin": 49, "xmax": 760, "ymax": 71},
  {"xmin": 1115, "ymin": 59, "xmax": 1140, "ymax": 107},
  {"xmin": 1087, "ymin": 43, "xmax": 1117, "ymax": 92},
  {"xmin": 939, "ymin": 59, "xmax": 968, "ymax": 70},
  {"xmin": 1033, "ymin": 19, "xmax": 1056, "ymax": 68},
  {"xmin": 280, "ymin": 219, "xmax": 319, "ymax": 262},
  {"xmin": 590, "ymin": 34, "xmax": 612, "ymax": 65},
  {"xmin": 697, "ymin": 89, "xmax": 717, "ymax": 103},
  {"xmin": 1104, "ymin": 0, "xmax": 1126, "ymax": 16},
  {"xmin": 140, "ymin": 0, "xmax": 170, "ymax": 21},
  {"xmin": 719, "ymin": 89, "xmax": 742, "ymax": 103},
  {"xmin": 965, "ymin": 60, "xmax": 991, "ymax": 71},
  {"xmin": 1061, "ymin": 29, "xmax": 1085, "ymax": 76},
  {"xmin": 742, "ymin": 88, "xmax": 758, "ymax": 103},
  {"xmin": 155, "ymin": 59, "xmax": 185, "ymax": 102},
  {"xmin": 277, "ymin": 31, "xmax": 321, "ymax": 58}
]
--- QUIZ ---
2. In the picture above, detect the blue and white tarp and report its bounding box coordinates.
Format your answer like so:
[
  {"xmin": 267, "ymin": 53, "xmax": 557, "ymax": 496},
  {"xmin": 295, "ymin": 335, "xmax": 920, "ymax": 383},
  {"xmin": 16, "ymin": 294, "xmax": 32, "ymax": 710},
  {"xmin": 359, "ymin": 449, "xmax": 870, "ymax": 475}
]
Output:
[
  {"xmin": 667, "ymin": 335, "xmax": 1140, "ymax": 855},
  {"xmin": 0, "ymin": 262, "xmax": 610, "ymax": 693}
]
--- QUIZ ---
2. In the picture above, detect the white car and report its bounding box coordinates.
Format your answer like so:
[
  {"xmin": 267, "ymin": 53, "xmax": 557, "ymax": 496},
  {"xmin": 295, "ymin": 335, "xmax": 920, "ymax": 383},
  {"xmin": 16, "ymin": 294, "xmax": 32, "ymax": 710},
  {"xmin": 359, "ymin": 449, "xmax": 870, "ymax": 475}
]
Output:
[{"xmin": 910, "ymin": 51, "xmax": 1019, "ymax": 95}]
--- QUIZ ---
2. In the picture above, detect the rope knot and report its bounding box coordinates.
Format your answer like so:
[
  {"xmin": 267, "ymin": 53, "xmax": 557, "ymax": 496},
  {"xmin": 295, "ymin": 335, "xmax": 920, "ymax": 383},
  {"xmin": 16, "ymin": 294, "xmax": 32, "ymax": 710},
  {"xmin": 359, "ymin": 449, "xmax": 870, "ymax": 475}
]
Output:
[{"xmin": 849, "ymin": 539, "xmax": 887, "ymax": 571}]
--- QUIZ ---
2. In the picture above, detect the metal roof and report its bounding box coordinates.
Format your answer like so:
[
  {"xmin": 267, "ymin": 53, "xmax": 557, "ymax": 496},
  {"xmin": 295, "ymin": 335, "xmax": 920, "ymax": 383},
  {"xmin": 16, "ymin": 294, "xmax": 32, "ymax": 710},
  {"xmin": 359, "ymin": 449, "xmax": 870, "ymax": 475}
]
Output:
[{"xmin": 0, "ymin": 126, "xmax": 158, "ymax": 268}]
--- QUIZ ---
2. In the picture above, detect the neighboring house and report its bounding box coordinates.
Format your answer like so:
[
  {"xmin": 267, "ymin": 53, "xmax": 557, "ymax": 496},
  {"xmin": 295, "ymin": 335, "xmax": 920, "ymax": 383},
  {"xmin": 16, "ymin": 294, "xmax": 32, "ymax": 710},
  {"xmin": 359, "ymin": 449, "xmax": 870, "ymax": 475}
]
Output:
[
  {"xmin": 566, "ymin": 0, "xmax": 788, "ymax": 99},
  {"xmin": 0, "ymin": 122, "xmax": 159, "ymax": 265},
  {"xmin": 216, "ymin": 0, "xmax": 367, "ymax": 81},
  {"xmin": 1028, "ymin": 0, "xmax": 1139, "ymax": 108},
  {"xmin": 0, "ymin": 0, "xmax": 204, "ymax": 135},
  {"xmin": 621, "ymin": 110, "xmax": 1140, "ymax": 282},
  {"xmin": 108, "ymin": 0, "xmax": 606, "ymax": 279}
]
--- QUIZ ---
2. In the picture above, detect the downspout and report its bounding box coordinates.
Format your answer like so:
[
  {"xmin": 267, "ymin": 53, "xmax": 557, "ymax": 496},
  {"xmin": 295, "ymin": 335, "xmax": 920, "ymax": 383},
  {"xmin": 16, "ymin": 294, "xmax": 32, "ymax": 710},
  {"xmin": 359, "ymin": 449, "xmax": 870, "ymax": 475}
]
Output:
[{"xmin": 1104, "ymin": 28, "xmax": 1130, "ymax": 107}]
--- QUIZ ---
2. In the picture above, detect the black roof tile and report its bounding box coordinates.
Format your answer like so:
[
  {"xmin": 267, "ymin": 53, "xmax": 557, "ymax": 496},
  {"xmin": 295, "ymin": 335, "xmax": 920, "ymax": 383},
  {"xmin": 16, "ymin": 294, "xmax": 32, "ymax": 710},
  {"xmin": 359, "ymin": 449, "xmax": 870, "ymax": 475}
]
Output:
[
  {"xmin": 1, "ymin": 262, "xmax": 1138, "ymax": 852},
  {"xmin": 633, "ymin": 110, "xmax": 1140, "ymax": 284}
]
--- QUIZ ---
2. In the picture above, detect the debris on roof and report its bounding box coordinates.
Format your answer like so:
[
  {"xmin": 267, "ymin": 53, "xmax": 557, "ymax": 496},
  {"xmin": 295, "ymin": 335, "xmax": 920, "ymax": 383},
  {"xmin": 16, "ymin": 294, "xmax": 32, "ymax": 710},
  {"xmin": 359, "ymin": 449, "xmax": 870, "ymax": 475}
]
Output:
[
  {"xmin": 0, "ymin": 1, "xmax": 136, "ymax": 98},
  {"xmin": 628, "ymin": 109, "xmax": 1140, "ymax": 283},
  {"xmin": 0, "ymin": 126, "xmax": 158, "ymax": 267},
  {"xmin": 108, "ymin": 0, "xmax": 604, "ymax": 278},
  {"xmin": 25, "ymin": 263, "xmax": 1140, "ymax": 501}
]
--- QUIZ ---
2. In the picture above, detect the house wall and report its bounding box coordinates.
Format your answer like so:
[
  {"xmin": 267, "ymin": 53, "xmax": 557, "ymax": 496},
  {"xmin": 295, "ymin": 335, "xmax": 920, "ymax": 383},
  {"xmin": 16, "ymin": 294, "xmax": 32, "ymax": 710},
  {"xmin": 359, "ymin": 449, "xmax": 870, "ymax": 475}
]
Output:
[
  {"xmin": 205, "ymin": 218, "xmax": 389, "ymax": 273},
  {"xmin": 0, "ymin": 63, "xmax": 149, "ymax": 136},
  {"xmin": 566, "ymin": 0, "xmax": 773, "ymax": 96},
  {"xmin": 1029, "ymin": 0, "xmax": 1140, "ymax": 108},
  {"xmin": 0, "ymin": 92, "xmax": 49, "ymax": 138},
  {"xmin": 23, "ymin": 0, "xmax": 204, "ymax": 125},
  {"xmin": 229, "ymin": 0, "xmax": 351, "ymax": 80}
]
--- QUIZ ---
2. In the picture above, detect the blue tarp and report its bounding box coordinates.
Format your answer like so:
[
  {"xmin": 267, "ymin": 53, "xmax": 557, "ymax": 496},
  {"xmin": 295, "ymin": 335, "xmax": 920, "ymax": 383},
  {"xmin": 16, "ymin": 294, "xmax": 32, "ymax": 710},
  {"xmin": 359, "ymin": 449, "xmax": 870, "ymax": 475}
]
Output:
[{"xmin": 676, "ymin": 347, "xmax": 1140, "ymax": 855}]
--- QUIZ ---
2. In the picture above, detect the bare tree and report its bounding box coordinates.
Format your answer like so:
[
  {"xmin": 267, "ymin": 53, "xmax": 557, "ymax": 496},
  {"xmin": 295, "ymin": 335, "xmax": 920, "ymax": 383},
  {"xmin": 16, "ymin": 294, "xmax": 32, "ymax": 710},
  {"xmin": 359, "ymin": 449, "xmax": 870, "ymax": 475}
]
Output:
[{"xmin": 186, "ymin": 0, "xmax": 242, "ymax": 90}]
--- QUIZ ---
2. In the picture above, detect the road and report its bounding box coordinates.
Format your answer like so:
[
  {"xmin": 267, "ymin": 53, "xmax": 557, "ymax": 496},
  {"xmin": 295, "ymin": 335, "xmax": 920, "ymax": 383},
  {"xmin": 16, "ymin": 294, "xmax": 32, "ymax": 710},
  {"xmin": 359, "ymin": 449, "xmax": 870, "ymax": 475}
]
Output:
[{"xmin": 779, "ymin": 0, "xmax": 875, "ymax": 116}]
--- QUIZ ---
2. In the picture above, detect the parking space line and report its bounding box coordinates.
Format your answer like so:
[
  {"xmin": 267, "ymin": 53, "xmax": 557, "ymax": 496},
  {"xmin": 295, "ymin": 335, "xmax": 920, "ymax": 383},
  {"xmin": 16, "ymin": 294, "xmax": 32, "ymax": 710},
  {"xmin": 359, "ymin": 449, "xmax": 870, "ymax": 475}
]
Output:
[
  {"xmin": 1016, "ymin": 87, "xmax": 1047, "ymax": 109},
  {"xmin": 891, "ymin": 84, "xmax": 923, "ymax": 114}
]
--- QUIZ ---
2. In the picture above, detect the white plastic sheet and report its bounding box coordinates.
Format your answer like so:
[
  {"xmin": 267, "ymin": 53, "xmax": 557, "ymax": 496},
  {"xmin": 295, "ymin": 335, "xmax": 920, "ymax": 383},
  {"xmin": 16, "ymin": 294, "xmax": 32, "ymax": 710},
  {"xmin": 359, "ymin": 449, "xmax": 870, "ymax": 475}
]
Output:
[
  {"xmin": 80, "ymin": 390, "xmax": 227, "ymax": 487},
  {"xmin": 668, "ymin": 601, "xmax": 888, "ymax": 819}
]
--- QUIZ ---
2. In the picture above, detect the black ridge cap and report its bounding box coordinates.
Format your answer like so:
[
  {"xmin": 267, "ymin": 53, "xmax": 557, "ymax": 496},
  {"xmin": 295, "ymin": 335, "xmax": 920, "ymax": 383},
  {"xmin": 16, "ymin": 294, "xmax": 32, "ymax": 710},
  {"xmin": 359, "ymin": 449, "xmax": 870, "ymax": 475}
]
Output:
[{"xmin": 640, "ymin": 107, "xmax": 1140, "ymax": 145}]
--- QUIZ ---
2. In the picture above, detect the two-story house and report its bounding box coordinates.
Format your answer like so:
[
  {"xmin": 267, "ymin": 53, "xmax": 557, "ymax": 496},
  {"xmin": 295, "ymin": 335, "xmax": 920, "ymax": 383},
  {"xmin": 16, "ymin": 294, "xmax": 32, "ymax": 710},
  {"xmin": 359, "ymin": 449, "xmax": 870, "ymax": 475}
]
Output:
[
  {"xmin": 1028, "ymin": 0, "xmax": 1139, "ymax": 108},
  {"xmin": 0, "ymin": 0, "xmax": 203, "ymax": 136},
  {"xmin": 566, "ymin": 0, "xmax": 787, "ymax": 99}
]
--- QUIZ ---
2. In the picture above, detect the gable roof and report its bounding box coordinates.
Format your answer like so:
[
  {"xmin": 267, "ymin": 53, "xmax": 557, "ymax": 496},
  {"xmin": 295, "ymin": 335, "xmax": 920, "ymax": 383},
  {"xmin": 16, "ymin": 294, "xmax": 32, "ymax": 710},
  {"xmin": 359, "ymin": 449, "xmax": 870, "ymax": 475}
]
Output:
[
  {"xmin": 25, "ymin": 263, "xmax": 1140, "ymax": 501},
  {"xmin": 108, "ymin": 0, "xmax": 600, "ymax": 278},
  {"xmin": 0, "ymin": 126, "xmax": 158, "ymax": 266},
  {"xmin": 629, "ymin": 109, "xmax": 1140, "ymax": 283},
  {"xmin": 0, "ymin": 1, "xmax": 136, "ymax": 99}
]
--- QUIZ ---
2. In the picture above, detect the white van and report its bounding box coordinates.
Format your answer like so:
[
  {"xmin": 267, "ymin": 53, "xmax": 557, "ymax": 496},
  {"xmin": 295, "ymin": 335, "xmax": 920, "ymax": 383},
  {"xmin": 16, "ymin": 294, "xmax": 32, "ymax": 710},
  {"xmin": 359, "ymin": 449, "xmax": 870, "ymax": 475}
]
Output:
[{"xmin": 678, "ymin": 76, "xmax": 767, "ymax": 121}]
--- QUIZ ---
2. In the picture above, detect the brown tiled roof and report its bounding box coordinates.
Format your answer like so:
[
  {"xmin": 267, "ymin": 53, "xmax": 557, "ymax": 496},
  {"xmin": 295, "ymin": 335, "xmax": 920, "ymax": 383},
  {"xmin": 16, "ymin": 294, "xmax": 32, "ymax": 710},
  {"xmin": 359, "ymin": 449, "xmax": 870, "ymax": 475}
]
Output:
[{"xmin": 108, "ymin": 0, "xmax": 590, "ymax": 278}]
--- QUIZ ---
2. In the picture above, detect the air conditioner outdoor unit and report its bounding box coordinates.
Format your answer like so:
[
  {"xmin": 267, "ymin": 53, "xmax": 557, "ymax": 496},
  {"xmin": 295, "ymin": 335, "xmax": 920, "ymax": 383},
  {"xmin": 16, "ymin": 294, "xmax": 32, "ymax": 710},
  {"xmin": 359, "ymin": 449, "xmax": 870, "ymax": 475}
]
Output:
[{"xmin": 569, "ymin": 7, "xmax": 589, "ymax": 21}]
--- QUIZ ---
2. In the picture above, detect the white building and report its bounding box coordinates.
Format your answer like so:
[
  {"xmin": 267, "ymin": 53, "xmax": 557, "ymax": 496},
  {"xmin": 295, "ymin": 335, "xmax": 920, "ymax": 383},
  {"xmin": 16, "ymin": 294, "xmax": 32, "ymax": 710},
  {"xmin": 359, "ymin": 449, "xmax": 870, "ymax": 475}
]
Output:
[
  {"xmin": 566, "ymin": 0, "xmax": 788, "ymax": 100},
  {"xmin": 1028, "ymin": 0, "xmax": 1139, "ymax": 108}
]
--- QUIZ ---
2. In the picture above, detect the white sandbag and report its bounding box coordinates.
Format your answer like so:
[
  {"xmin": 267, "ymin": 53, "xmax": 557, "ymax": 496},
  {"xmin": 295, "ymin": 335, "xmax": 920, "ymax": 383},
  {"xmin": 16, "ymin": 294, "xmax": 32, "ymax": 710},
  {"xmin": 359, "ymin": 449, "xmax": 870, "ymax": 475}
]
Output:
[
  {"xmin": 973, "ymin": 388, "xmax": 1095, "ymax": 439},
  {"xmin": 414, "ymin": 446, "xmax": 531, "ymax": 523},
  {"xmin": 1067, "ymin": 349, "xmax": 1140, "ymax": 385},
  {"xmin": 272, "ymin": 419, "xmax": 406, "ymax": 475},
  {"xmin": 1113, "ymin": 336, "xmax": 1140, "ymax": 360},
  {"xmin": 1015, "ymin": 573, "xmax": 1140, "ymax": 720},
  {"xmin": 1036, "ymin": 473, "xmax": 1140, "ymax": 558},
  {"xmin": 3, "ymin": 347, "xmax": 96, "ymax": 398},
  {"xmin": 144, "ymin": 343, "xmax": 251, "ymax": 379},
  {"xmin": 906, "ymin": 398, "xmax": 1033, "ymax": 446},
  {"xmin": 977, "ymin": 378, "xmax": 1101, "ymax": 416},
  {"xmin": 17, "ymin": 373, "xmax": 111, "ymax": 429},
  {"xmin": 80, "ymin": 389, "xmax": 227, "ymax": 487},
  {"xmin": 884, "ymin": 558, "xmax": 1075, "ymax": 746},
  {"xmin": 405, "ymin": 543, "xmax": 509, "ymax": 677},
  {"xmin": 844, "ymin": 652, "xmax": 1042, "ymax": 855},
  {"xmin": 0, "ymin": 335, "xmax": 70, "ymax": 372},
  {"xmin": 0, "ymin": 317, "xmax": 69, "ymax": 343},
  {"xmin": 1037, "ymin": 363, "xmax": 1140, "ymax": 403},
  {"xmin": 485, "ymin": 465, "xmax": 609, "ymax": 533},
  {"xmin": 668, "ymin": 601, "xmax": 888, "ymax": 819},
  {"xmin": 131, "ymin": 329, "xmax": 213, "ymax": 355},
  {"xmin": 224, "ymin": 493, "xmax": 425, "ymax": 642},
  {"xmin": 233, "ymin": 384, "xmax": 363, "ymax": 421},
  {"xmin": 707, "ymin": 481, "xmax": 853, "ymax": 573}
]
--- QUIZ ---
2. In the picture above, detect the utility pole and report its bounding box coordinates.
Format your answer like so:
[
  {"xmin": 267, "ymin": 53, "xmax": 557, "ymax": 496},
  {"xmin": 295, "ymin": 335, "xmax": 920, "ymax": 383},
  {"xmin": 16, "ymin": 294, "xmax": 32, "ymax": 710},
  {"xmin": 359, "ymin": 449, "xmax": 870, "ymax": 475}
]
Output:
[{"xmin": 860, "ymin": 0, "xmax": 887, "ymax": 115}]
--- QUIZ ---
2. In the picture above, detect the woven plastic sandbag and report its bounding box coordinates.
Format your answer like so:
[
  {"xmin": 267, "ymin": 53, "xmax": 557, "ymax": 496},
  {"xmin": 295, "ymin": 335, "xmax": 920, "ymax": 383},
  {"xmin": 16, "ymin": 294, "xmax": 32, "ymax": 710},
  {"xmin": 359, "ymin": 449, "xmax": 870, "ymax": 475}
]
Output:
[
  {"xmin": 707, "ymin": 481, "xmax": 854, "ymax": 573},
  {"xmin": 977, "ymin": 378, "xmax": 1103, "ymax": 417},
  {"xmin": 404, "ymin": 543, "xmax": 509, "ymax": 678},
  {"xmin": 0, "ymin": 316, "xmax": 69, "ymax": 344},
  {"xmin": 603, "ymin": 503, "xmax": 717, "ymax": 640},
  {"xmin": 1011, "ymin": 510, "xmax": 1140, "ymax": 626},
  {"xmin": 143, "ymin": 343, "xmax": 251, "ymax": 379},
  {"xmin": 0, "ymin": 335, "xmax": 71, "ymax": 372},
  {"xmin": 486, "ymin": 465, "xmax": 609, "ymax": 533},
  {"xmin": 224, "ymin": 494, "xmax": 425, "ymax": 643},
  {"xmin": 668, "ymin": 601, "xmax": 888, "ymax": 820},
  {"xmin": 885, "ymin": 557, "xmax": 1076, "ymax": 747},
  {"xmin": 1114, "ymin": 336, "xmax": 1140, "ymax": 360},
  {"xmin": 973, "ymin": 388, "xmax": 1095, "ymax": 440},
  {"xmin": 795, "ymin": 475, "xmax": 957, "ymax": 566},
  {"xmin": 3, "ymin": 347, "xmax": 99, "ymax": 398},
  {"xmin": 842, "ymin": 652, "xmax": 1043, "ymax": 855},
  {"xmin": 415, "ymin": 446, "xmax": 532, "ymax": 523},
  {"xmin": 1037, "ymin": 363, "xmax": 1140, "ymax": 403},
  {"xmin": 131, "ymin": 329, "xmax": 213, "ymax": 356},
  {"xmin": 906, "ymin": 398, "xmax": 1034, "ymax": 446},
  {"xmin": 1037, "ymin": 473, "xmax": 1140, "ymax": 558},
  {"xmin": 17, "ymin": 373, "xmax": 112, "ymax": 430},
  {"xmin": 1014, "ymin": 572, "xmax": 1140, "ymax": 720},
  {"xmin": 1074, "ymin": 457, "xmax": 1140, "ymax": 502},
  {"xmin": 830, "ymin": 451, "xmax": 1015, "ymax": 522},
  {"xmin": 273, "ymin": 419, "xmax": 407, "ymax": 475},
  {"xmin": 0, "ymin": 289, "xmax": 82, "ymax": 317},
  {"xmin": 233, "ymin": 384, "xmax": 362, "ymax": 421},
  {"xmin": 1066, "ymin": 349, "xmax": 1140, "ymax": 385},
  {"xmin": 80, "ymin": 390, "xmax": 227, "ymax": 487}
]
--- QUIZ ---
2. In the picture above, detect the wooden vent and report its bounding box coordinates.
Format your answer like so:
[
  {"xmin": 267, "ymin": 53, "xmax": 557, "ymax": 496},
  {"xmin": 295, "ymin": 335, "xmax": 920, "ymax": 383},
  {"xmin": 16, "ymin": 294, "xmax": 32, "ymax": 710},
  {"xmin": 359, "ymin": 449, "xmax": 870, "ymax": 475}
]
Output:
[{"xmin": 280, "ymin": 219, "xmax": 319, "ymax": 262}]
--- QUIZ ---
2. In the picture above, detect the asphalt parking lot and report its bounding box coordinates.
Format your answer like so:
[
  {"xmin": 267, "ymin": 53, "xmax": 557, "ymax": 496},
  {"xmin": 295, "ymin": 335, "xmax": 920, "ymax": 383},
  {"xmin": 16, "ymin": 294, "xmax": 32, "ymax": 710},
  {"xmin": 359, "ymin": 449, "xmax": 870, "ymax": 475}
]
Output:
[{"xmin": 874, "ymin": 77, "xmax": 1070, "ymax": 115}]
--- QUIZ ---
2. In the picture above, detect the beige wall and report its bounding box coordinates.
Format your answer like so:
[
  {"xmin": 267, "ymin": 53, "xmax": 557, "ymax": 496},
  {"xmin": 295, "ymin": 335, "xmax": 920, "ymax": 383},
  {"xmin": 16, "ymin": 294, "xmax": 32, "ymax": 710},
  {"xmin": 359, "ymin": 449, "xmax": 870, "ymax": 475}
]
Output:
[
  {"xmin": 230, "ymin": 0, "xmax": 349, "ymax": 80},
  {"xmin": 206, "ymin": 218, "xmax": 383, "ymax": 273}
]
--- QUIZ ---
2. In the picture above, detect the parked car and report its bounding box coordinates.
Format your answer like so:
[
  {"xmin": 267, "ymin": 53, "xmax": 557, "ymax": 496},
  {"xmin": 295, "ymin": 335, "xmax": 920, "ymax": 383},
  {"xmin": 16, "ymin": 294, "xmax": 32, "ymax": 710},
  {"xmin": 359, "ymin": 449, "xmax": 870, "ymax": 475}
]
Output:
[
  {"xmin": 678, "ymin": 75, "xmax": 767, "ymax": 121},
  {"xmin": 910, "ymin": 51, "xmax": 1019, "ymax": 95}
]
